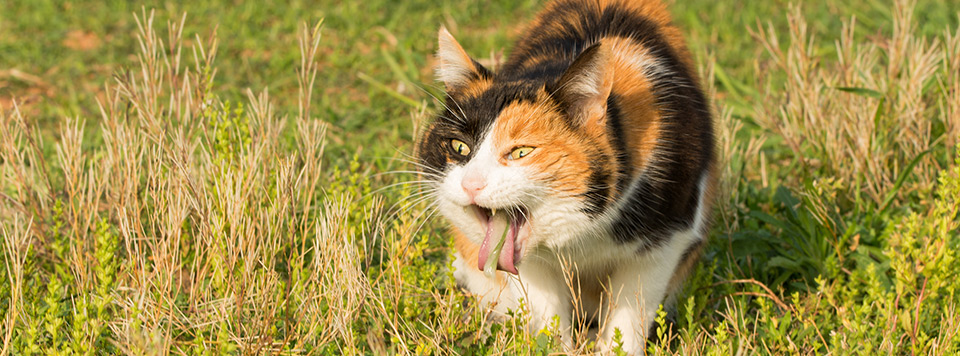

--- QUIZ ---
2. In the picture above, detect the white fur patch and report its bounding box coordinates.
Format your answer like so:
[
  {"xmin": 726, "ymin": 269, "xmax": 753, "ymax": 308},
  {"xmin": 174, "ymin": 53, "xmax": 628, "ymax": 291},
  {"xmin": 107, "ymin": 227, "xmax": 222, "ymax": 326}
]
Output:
[
  {"xmin": 597, "ymin": 174, "xmax": 710, "ymax": 354},
  {"xmin": 447, "ymin": 164, "xmax": 710, "ymax": 354},
  {"xmin": 437, "ymin": 133, "xmax": 542, "ymax": 246},
  {"xmin": 451, "ymin": 252, "xmax": 518, "ymax": 315},
  {"xmin": 436, "ymin": 40, "xmax": 712, "ymax": 354},
  {"xmin": 611, "ymin": 42, "xmax": 672, "ymax": 86}
]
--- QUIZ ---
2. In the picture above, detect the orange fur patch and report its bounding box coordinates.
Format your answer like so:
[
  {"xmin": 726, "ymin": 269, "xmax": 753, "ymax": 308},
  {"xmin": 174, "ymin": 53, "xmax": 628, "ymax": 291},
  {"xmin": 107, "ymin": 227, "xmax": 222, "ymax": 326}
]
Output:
[
  {"xmin": 591, "ymin": 0, "xmax": 695, "ymax": 73},
  {"xmin": 458, "ymin": 77, "xmax": 493, "ymax": 99},
  {"xmin": 603, "ymin": 37, "xmax": 662, "ymax": 175},
  {"xmin": 511, "ymin": 0, "xmax": 697, "ymax": 79},
  {"xmin": 452, "ymin": 227, "xmax": 509, "ymax": 286},
  {"xmin": 487, "ymin": 37, "xmax": 667, "ymax": 197},
  {"xmin": 490, "ymin": 99, "xmax": 603, "ymax": 197},
  {"xmin": 452, "ymin": 227, "xmax": 481, "ymax": 268}
]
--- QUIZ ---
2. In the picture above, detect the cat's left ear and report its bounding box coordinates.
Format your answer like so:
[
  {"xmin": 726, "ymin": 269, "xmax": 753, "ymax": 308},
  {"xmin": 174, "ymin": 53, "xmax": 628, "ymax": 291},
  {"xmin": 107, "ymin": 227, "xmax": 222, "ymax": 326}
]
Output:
[
  {"xmin": 436, "ymin": 27, "xmax": 489, "ymax": 90},
  {"xmin": 550, "ymin": 43, "xmax": 614, "ymax": 127}
]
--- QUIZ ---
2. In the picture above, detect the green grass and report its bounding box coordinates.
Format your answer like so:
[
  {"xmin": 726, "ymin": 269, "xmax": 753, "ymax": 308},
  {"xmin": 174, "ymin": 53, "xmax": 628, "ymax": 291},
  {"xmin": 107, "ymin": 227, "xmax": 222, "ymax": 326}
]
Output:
[
  {"xmin": 3, "ymin": 0, "xmax": 954, "ymax": 161},
  {"xmin": 1, "ymin": 0, "xmax": 959, "ymax": 354},
  {"xmin": 0, "ymin": 0, "xmax": 543, "ymax": 163}
]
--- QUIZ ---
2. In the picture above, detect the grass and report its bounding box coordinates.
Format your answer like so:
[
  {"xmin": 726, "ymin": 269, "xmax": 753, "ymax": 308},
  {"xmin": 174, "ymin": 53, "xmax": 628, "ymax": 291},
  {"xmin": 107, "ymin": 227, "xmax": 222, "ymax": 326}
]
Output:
[{"xmin": 1, "ymin": 0, "xmax": 959, "ymax": 354}]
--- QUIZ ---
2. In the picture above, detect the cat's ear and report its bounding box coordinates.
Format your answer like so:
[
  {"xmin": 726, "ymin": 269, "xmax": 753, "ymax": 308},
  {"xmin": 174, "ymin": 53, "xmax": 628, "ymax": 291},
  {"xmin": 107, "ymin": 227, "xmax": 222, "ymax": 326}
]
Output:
[
  {"xmin": 437, "ymin": 27, "xmax": 489, "ymax": 90},
  {"xmin": 551, "ymin": 43, "xmax": 613, "ymax": 127}
]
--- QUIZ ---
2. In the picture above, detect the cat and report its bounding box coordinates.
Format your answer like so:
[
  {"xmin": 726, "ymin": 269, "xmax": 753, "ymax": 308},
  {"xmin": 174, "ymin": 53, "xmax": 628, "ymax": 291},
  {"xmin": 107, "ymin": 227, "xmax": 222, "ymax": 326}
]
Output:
[{"xmin": 416, "ymin": 0, "xmax": 715, "ymax": 352}]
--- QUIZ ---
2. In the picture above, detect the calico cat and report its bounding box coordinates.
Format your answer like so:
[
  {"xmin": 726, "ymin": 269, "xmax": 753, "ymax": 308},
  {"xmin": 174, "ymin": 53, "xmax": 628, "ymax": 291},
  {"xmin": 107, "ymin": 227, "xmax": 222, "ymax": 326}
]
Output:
[{"xmin": 416, "ymin": 0, "xmax": 715, "ymax": 352}]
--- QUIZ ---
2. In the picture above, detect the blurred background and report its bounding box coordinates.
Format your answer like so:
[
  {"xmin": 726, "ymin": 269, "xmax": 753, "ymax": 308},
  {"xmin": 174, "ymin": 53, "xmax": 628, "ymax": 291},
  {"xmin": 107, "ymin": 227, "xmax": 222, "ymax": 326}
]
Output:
[{"xmin": 2, "ymin": 0, "xmax": 956, "ymax": 163}]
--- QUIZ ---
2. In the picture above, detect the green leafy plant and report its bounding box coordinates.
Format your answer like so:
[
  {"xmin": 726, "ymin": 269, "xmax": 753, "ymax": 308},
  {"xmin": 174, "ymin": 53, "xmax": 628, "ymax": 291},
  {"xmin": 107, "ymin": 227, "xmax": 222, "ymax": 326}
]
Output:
[{"xmin": 1, "ymin": 0, "xmax": 958, "ymax": 354}]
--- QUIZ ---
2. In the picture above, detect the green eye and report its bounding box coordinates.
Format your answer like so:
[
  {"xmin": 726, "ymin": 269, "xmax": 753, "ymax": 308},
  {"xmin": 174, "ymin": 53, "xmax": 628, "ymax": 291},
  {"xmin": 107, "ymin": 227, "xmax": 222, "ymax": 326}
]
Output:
[
  {"xmin": 509, "ymin": 146, "xmax": 535, "ymax": 160},
  {"xmin": 451, "ymin": 139, "xmax": 471, "ymax": 156}
]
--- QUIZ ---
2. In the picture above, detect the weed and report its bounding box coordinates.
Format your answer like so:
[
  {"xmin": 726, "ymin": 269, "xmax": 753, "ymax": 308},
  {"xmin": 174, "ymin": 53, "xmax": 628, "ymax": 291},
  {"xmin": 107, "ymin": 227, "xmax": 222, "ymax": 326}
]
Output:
[{"xmin": 0, "ymin": 0, "xmax": 958, "ymax": 354}]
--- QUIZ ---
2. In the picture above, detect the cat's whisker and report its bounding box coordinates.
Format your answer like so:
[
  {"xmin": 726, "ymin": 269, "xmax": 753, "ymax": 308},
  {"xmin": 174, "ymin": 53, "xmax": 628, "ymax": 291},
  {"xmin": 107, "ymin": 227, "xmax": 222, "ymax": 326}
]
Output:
[
  {"xmin": 375, "ymin": 167, "xmax": 443, "ymax": 177},
  {"xmin": 389, "ymin": 194, "xmax": 440, "ymax": 218},
  {"xmin": 517, "ymin": 191, "xmax": 548, "ymax": 206},
  {"xmin": 446, "ymin": 92, "xmax": 470, "ymax": 125},
  {"xmin": 516, "ymin": 205, "xmax": 532, "ymax": 228},
  {"xmin": 391, "ymin": 198, "xmax": 440, "ymax": 236},
  {"xmin": 390, "ymin": 184, "xmax": 440, "ymax": 199},
  {"xmin": 367, "ymin": 189, "xmax": 438, "ymax": 211},
  {"xmin": 389, "ymin": 186, "xmax": 440, "ymax": 202},
  {"xmin": 366, "ymin": 180, "xmax": 439, "ymax": 198},
  {"xmin": 381, "ymin": 189, "xmax": 441, "ymax": 221},
  {"xmin": 384, "ymin": 156, "xmax": 447, "ymax": 176},
  {"xmin": 379, "ymin": 157, "xmax": 446, "ymax": 177},
  {"xmin": 395, "ymin": 205, "xmax": 442, "ymax": 258},
  {"xmin": 412, "ymin": 83, "xmax": 468, "ymax": 123},
  {"xmin": 396, "ymin": 189, "xmax": 441, "ymax": 205},
  {"xmin": 373, "ymin": 170, "xmax": 443, "ymax": 180}
]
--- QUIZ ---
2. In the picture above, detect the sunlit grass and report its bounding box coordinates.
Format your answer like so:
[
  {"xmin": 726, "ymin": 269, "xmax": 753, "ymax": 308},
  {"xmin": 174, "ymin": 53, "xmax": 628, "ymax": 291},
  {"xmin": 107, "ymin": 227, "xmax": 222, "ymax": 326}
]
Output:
[{"xmin": 1, "ymin": 0, "xmax": 959, "ymax": 354}]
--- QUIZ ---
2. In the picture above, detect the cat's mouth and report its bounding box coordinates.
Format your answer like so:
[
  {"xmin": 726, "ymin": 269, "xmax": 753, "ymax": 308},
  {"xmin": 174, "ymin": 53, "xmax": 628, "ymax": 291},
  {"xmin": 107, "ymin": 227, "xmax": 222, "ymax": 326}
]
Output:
[{"xmin": 470, "ymin": 205, "xmax": 527, "ymax": 275}]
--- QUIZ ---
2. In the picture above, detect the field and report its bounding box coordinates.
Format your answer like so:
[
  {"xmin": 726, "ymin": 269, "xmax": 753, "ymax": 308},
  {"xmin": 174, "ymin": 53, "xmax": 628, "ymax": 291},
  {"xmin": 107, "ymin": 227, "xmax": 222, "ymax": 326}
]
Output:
[{"xmin": 1, "ymin": 0, "xmax": 959, "ymax": 354}]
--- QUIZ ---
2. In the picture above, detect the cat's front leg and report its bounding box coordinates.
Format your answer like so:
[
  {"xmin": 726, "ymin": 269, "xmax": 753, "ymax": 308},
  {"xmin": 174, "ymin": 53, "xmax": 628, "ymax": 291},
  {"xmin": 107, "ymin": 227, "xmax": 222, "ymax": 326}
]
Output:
[
  {"xmin": 600, "ymin": 231, "xmax": 700, "ymax": 354},
  {"xmin": 512, "ymin": 260, "xmax": 574, "ymax": 349}
]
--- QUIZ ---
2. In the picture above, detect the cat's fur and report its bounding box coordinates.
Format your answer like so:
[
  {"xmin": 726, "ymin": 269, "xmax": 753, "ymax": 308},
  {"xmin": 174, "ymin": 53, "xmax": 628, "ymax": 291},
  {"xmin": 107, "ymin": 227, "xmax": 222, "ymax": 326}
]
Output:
[{"xmin": 416, "ymin": 0, "xmax": 715, "ymax": 352}]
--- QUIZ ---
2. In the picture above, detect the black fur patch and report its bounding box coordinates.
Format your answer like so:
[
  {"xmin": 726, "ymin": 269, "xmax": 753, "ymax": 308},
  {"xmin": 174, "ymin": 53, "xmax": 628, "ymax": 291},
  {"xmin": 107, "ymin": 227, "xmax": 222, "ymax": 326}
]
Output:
[
  {"xmin": 418, "ymin": 82, "xmax": 540, "ymax": 174},
  {"xmin": 605, "ymin": 94, "xmax": 632, "ymax": 195},
  {"xmin": 420, "ymin": 0, "xmax": 714, "ymax": 250},
  {"xmin": 499, "ymin": 1, "xmax": 714, "ymax": 246},
  {"xmin": 581, "ymin": 150, "xmax": 612, "ymax": 215},
  {"xmin": 678, "ymin": 238, "xmax": 705, "ymax": 263}
]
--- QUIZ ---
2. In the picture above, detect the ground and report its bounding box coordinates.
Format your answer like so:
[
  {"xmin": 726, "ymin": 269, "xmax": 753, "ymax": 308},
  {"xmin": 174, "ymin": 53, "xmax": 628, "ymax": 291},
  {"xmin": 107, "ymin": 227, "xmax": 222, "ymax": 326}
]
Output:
[{"xmin": 1, "ymin": 0, "xmax": 959, "ymax": 354}]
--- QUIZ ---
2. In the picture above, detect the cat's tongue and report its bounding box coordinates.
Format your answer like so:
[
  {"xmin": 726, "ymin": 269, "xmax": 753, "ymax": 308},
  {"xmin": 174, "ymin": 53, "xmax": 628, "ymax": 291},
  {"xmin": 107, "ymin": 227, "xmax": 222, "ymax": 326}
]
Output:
[{"xmin": 477, "ymin": 213, "xmax": 518, "ymax": 275}]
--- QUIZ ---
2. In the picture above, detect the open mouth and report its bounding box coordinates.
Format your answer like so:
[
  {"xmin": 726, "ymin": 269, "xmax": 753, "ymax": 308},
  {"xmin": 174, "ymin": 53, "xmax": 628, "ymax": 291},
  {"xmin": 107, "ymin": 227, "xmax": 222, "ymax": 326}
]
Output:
[{"xmin": 470, "ymin": 205, "xmax": 527, "ymax": 275}]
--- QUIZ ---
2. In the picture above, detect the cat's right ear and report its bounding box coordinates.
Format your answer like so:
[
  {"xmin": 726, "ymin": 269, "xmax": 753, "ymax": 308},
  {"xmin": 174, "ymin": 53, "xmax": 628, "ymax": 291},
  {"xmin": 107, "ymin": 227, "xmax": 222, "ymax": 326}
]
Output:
[{"xmin": 437, "ymin": 27, "xmax": 489, "ymax": 90}]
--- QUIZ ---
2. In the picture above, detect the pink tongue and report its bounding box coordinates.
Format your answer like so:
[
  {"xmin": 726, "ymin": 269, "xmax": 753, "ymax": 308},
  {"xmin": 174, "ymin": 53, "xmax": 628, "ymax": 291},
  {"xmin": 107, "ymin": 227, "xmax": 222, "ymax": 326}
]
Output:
[{"xmin": 477, "ymin": 214, "xmax": 518, "ymax": 275}]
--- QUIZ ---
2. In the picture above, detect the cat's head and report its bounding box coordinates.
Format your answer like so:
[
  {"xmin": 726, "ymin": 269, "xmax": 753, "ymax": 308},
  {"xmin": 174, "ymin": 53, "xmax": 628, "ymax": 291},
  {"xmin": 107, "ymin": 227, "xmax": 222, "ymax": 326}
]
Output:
[{"xmin": 417, "ymin": 28, "xmax": 617, "ymax": 274}]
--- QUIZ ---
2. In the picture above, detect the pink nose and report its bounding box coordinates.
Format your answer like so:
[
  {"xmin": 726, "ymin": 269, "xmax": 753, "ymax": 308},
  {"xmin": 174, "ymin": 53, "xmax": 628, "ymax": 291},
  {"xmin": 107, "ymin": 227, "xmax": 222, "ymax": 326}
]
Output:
[{"xmin": 461, "ymin": 173, "xmax": 487, "ymax": 201}]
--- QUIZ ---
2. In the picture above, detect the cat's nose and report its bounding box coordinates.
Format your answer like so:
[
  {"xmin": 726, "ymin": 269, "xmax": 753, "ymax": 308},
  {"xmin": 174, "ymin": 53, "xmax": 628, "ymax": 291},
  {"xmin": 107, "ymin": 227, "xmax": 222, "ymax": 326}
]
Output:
[{"xmin": 461, "ymin": 172, "xmax": 487, "ymax": 201}]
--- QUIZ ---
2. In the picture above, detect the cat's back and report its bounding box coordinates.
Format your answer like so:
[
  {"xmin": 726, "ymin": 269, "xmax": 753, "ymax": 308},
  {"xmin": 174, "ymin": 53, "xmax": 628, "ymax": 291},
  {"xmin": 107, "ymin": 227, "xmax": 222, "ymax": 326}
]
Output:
[
  {"xmin": 501, "ymin": 0, "xmax": 697, "ymax": 84},
  {"xmin": 500, "ymin": 0, "xmax": 714, "ymax": 245}
]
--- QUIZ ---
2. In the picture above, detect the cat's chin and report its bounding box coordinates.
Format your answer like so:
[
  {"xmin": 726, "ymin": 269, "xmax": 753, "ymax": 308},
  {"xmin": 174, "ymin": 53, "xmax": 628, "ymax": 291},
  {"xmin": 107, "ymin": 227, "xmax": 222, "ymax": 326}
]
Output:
[{"xmin": 468, "ymin": 204, "xmax": 529, "ymax": 274}]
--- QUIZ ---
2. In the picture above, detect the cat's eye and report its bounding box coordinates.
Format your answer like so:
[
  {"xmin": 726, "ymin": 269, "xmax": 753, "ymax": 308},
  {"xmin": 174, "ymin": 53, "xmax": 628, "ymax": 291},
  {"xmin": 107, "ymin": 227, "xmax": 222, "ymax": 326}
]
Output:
[
  {"xmin": 450, "ymin": 139, "xmax": 471, "ymax": 156},
  {"xmin": 509, "ymin": 146, "xmax": 535, "ymax": 160}
]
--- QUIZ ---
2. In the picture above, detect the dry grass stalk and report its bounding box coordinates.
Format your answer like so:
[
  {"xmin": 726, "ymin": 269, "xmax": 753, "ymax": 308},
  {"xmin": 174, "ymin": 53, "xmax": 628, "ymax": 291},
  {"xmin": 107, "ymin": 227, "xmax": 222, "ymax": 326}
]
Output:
[
  {"xmin": 0, "ymin": 8, "xmax": 346, "ymax": 353},
  {"xmin": 2, "ymin": 1, "xmax": 956, "ymax": 354},
  {"xmin": 753, "ymin": 0, "xmax": 957, "ymax": 204},
  {"xmin": 1, "ymin": 216, "xmax": 31, "ymax": 354}
]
